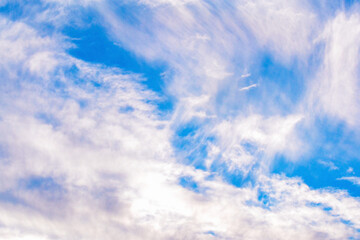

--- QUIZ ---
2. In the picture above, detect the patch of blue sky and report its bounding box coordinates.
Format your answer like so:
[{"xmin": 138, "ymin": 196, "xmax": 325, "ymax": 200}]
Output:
[
  {"xmin": 45, "ymin": 66, "xmax": 93, "ymax": 109},
  {"xmin": 172, "ymin": 121, "xmax": 210, "ymax": 170},
  {"xmin": 62, "ymin": 22, "xmax": 173, "ymax": 112},
  {"xmin": 306, "ymin": 202, "xmax": 333, "ymax": 212},
  {"xmin": 216, "ymin": 52, "xmax": 308, "ymax": 119},
  {"xmin": 242, "ymin": 141, "xmax": 258, "ymax": 156},
  {"xmin": 189, "ymin": 145, "xmax": 208, "ymax": 170},
  {"xmin": 23, "ymin": 176, "xmax": 62, "ymax": 192},
  {"xmin": 209, "ymin": 160, "xmax": 255, "ymax": 188},
  {"xmin": 344, "ymin": 0, "xmax": 359, "ymax": 9},
  {"xmin": 20, "ymin": 176, "xmax": 65, "ymax": 201},
  {"xmin": 213, "ymin": 76, "xmax": 254, "ymax": 118},
  {"xmin": 106, "ymin": 1, "xmax": 147, "ymax": 27},
  {"xmin": 273, "ymin": 156, "xmax": 360, "ymax": 197},
  {"xmin": 0, "ymin": 177, "xmax": 65, "ymax": 206},
  {"xmin": 247, "ymin": 53, "xmax": 306, "ymax": 116},
  {"xmin": 209, "ymin": 166, "xmax": 242, "ymax": 187},
  {"xmin": 59, "ymin": 64, "xmax": 107, "ymax": 93},
  {"xmin": 245, "ymin": 188, "xmax": 277, "ymax": 209},
  {"xmin": 0, "ymin": 0, "xmax": 41, "ymax": 21},
  {"xmin": 0, "ymin": 191, "xmax": 23, "ymax": 205},
  {"xmin": 35, "ymin": 112, "xmax": 60, "ymax": 128},
  {"xmin": 204, "ymin": 231, "xmax": 217, "ymax": 237},
  {"xmin": 77, "ymin": 99, "xmax": 89, "ymax": 109},
  {"xmin": 179, "ymin": 176, "xmax": 201, "ymax": 193},
  {"xmin": 257, "ymin": 189, "xmax": 270, "ymax": 205},
  {"xmin": 308, "ymin": 0, "xmax": 348, "ymax": 20},
  {"xmin": 339, "ymin": 219, "xmax": 355, "ymax": 230},
  {"xmin": 0, "ymin": 1, "xmax": 173, "ymax": 114},
  {"xmin": 256, "ymin": 189, "xmax": 276, "ymax": 210},
  {"xmin": 173, "ymin": 119, "xmax": 262, "ymax": 187},
  {"xmin": 175, "ymin": 122, "xmax": 200, "ymax": 138},
  {"xmin": 0, "ymin": 0, "xmax": 57, "ymax": 37},
  {"xmin": 51, "ymin": 79, "xmax": 71, "ymax": 99},
  {"xmin": 118, "ymin": 105, "xmax": 135, "ymax": 114},
  {"xmin": 60, "ymin": 3, "xmax": 163, "ymax": 91},
  {"xmin": 179, "ymin": 160, "xmax": 256, "ymax": 193},
  {"xmin": 271, "ymin": 117, "xmax": 360, "ymax": 197}
]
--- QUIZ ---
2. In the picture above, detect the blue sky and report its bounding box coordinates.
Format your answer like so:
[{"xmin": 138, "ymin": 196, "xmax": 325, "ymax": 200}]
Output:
[{"xmin": 0, "ymin": 0, "xmax": 360, "ymax": 239}]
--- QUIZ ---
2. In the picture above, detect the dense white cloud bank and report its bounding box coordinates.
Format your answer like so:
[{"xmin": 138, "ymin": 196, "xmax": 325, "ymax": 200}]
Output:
[{"xmin": 0, "ymin": 0, "xmax": 360, "ymax": 239}]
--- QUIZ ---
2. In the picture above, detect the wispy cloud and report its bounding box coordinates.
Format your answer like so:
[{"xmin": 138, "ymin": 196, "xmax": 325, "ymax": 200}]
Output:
[
  {"xmin": 318, "ymin": 159, "xmax": 338, "ymax": 171},
  {"xmin": 240, "ymin": 73, "xmax": 251, "ymax": 78},
  {"xmin": 338, "ymin": 177, "xmax": 360, "ymax": 186},
  {"xmin": 306, "ymin": 11, "xmax": 360, "ymax": 126},
  {"xmin": 239, "ymin": 83, "xmax": 258, "ymax": 91},
  {"xmin": 0, "ymin": 0, "xmax": 360, "ymax": 239}
]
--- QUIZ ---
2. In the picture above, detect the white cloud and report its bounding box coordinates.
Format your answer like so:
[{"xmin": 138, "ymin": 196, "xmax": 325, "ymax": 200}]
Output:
[
  {"xmin": 0, "ymin": 17, "xmax": 59, "ymax": 77},
  {"xmin": 306, "ymin": 11, "xmax": 360, "ymax": 126},
  {"xmin": 0, "ymin": 1, "xmax": 360, "ymax": 240},
  {"xmin": 234, "ymin": 0, "xmax": 317, "ymax": 63},
  {"xmin": 210, "ymin": 114, "xmax": 304, "ymax": 173},
  {"xmin": 96, "ymin": 1, "xmax": 318, "ymax": 171},
  {"xmin": 239, "ymin": 83, "xmax": 258, "ymax": 91},
  {"xmin": 240, "ymin": 73, "xmax": 251, "ymax": 78},
  {"xmin": 338, "ymin": 177, "xmax": 360, "ymax": 186},
  {"xmin": 318, "ymin": 159, "xmax": 338, "ymax": 171}
]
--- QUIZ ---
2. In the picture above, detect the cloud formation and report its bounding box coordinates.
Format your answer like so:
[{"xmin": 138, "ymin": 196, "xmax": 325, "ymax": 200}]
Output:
[{"xmin": 0, "ymin": 0, "xmax": 360, "ymax": 239}]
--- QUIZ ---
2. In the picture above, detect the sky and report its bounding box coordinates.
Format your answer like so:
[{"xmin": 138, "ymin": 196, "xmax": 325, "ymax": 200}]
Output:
[{"xmin": 0, "ymin": 0, "xmax": 360, "ymax": 239}]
